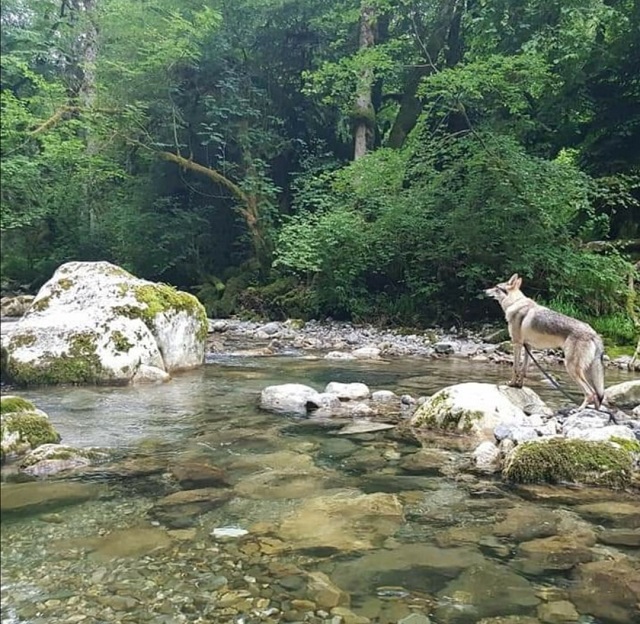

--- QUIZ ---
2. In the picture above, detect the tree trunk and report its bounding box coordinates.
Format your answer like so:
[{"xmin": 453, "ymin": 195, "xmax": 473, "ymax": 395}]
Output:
[
  {"xmin": 386, "ymin": 0, "xmax": 464, "ymax": 149},
  {"xmin": 353, "ymin": 3, "xmax": 376, "ymax": 160}
]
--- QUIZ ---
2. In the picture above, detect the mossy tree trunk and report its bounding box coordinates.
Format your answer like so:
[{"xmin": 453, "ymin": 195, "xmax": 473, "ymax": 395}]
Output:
[{"xmin": 353, "ymin": 3, "xmax": 377, "ymax": 160}]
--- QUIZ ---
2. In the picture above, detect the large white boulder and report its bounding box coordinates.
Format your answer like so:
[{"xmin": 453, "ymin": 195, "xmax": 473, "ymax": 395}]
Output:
[
  {"xmin": 2, "ymin": 261, "xmax": 207, "ymax": 386},
  {"xmin": 259, "ymin": 383, "xmax": 321, "ymax": 415},
  {"xmin": 410, "ymin": 382, "xmax": 541, "ymax": 442}
]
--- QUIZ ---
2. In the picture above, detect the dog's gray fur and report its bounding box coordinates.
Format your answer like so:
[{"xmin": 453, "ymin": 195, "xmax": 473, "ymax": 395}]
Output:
[{"xmin": 485, "ymin": 273, "xmax": 605, "ymax": 409}]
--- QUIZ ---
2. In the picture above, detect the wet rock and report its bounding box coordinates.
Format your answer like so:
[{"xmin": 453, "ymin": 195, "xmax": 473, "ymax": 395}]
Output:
[
  {"xmin": 399, "ymin": 448, "xmax": 452, "ymax": 475},
  {"xmin": 502, "ymin": 438, "xmax": 635, "ymax": 488},
  {"xmin": 318, "ymin": 438, "xmax": 358, "ymax": 460},
  {"xmin": 352, "ymin": 346, "xmax": 381, "ymax": 359},
  {"xmin": 259, "ymin": 383, "xmax": 321, "ymax": 415},
  {"xmin": 19, "ymin": 443, "xmax": 109, "ymax": 477},
  {"xmin": 85, "ymin": 527, "xmax": 173, "ymax": 559},
  {"xmin": 492, "ymin": 506, "xmax": 560, "ymax": 542},
  {"xmin": 435, "ymin": 561, "xmax": 539, "ymax": 622},
  {"xmin": 306, "ymin": 571, "xmax": 350, "ymax": 609},
  {"xmin": 512, "ymin": 484, "xmax": 635, "ymax": 506},
  {"xmin": 1, "ymin": 481, "xmax": 103, "ymax": 514},
  {"xmin": 337, "ymin": 420, "xmax": 396, "ymax": 435},
  {"xmin": 605, "ymin": 380, "xmax": 640, "ymax": 409},
  {"xmin": 472, "ymin": 441, "xmax": 502, "ymax": 473},
  {"xmin": 597, "ymin": 528, "xmax": 640, "ymax": 547},
  {"xmin": 325, "ymin": 382, "xmax": 371, "ymax": 400},
  {"xmin": 536, "ymin": 601, "xmax": 579, "ymax": 623},
  {"xmin": 341, "ymin": 447, "xmax": 388, "ymax": 473},
  {"xmin": 149, "ymin": 487, "xmax": 233, "ymax": 528},
  {"xmin": 169, "ymin": 461, "xmax": 229, "ymax": 489},
  {"xmin": 331, "ymin": 543, "xmax": 484, "ymax": 595},
  {"xmin": 276, "ymin": 490, "xmax": 403, "ymax": 553},
  {"xmin": 131, "ymin": 364, "xmax": 170, "ymax": 384},
  {"xmin": 569, "ymin": 559, "xmax": 640, "ymax": 624},
  {"xmin": 513, "ymin": 535, "xmax": 594, "ymax": 575},
  {"xmin": 573, "ymin": 501, "xmax": 640, "ymax": 528},
  {"xmin": 371, "ymin": 390, "xmax": 397, "ymax": 402},
  {"xmin": 410, "ymin": 383, "xmax": 534, "ymax": 442}
]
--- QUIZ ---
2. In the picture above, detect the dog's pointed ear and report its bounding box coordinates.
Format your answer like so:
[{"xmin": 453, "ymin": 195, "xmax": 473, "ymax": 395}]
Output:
[
  {"xmin": 514, "ymin": 275, "xmax": 523, "ymax": 290},
  {"xmin": 507, "ymin": 273, "xmax": 519, "ymax": 285}
]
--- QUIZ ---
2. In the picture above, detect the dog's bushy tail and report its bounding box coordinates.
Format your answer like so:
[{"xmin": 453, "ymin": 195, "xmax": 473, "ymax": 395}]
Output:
[{"xmin": 587, "ymin": 339, "xmax": 606, "ymax": 408}]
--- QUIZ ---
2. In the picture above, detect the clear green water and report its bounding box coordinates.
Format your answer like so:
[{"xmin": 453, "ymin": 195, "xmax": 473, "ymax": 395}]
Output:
[{"xmin": 1, "ymin": 356, "xmax": 638, "ymax": 624}]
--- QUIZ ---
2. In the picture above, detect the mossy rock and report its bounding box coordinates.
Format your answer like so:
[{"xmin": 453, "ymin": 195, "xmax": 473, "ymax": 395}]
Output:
[
  {"xmin": 0, "ymin": 395, "xmax": 37, "ymax": 415},
  {"xmin": 1, "ymin": 410, "xmax": 61, "ymax": 462},
  {"xmin": 6, "ymin": 330, "xmax": 105, "ymax": 386},
  {"xmin": 503, "ymin": 438, "xmax": 636, "ymax": 489}
]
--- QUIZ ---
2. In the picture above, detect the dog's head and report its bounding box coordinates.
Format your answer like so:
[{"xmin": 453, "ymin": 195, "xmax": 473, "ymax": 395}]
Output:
[{"xmin": 484, "ymin": 273, "xmax": 522, "ymax": 303}]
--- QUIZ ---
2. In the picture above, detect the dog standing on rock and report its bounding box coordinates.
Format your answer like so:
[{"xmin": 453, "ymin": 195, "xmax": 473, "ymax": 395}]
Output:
[{"xmin": 485, "ymin": 274, "xmax": 605, "ymax": 410}]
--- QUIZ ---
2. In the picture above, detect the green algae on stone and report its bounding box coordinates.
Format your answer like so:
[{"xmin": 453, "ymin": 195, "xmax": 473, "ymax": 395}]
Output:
[
  {"xmin": 411, "ymin": 390, "xmax": 482, "ymax": 434},
  {"xmin": 110, "ymin": 330, "xmax": 133, "ymax": 353},
  {"xmin": 0, "ymin": 396, "xmax": 36, "ymax": 415},
  {"xmin": 6, "ymin": 331, "xmax": 105, "ymax": 386},
  {"xmin": 503, "ymin": 438, "xmax": 634, "ymax": 488},
  {"xmin": 1, "ymin": 411, "xmax": 61, "ymax": 454},
  {"xmin": 115, "ymin": 282, "xmax": 208, "ymax": 341}
]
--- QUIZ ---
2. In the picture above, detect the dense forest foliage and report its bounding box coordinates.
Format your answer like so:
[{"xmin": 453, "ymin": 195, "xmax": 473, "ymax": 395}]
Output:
[{"xmin": 1, "ymin": 0, "xmax": 638, "ymax": 343}]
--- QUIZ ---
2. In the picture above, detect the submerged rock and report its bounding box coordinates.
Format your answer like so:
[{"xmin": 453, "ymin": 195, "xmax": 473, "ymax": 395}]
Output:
[
  {"xmin": 1, "ymin": 481, "xmax": 103, "ymax": 514},
  {"xmin": 19, "ymin": 443, "xmax": 109, "ymax": 477},
  {"xmin": 569, "ymin": 558, "xmax": 640, "ymax": 624}
]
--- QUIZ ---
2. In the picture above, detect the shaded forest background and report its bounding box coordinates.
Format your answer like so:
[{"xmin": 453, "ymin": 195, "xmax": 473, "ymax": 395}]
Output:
[{"xmin": 1, "ymin": 0, "xmax": 638, "ymax": 343}]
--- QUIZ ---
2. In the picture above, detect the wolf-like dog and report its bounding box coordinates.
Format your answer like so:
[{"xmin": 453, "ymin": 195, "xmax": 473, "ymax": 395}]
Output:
[{"xmin": 485, "ymin": 274, "xmax": 605, "ymax": 410}]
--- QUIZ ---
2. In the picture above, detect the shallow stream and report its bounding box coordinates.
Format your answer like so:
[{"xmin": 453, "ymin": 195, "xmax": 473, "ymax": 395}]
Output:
[{"xmin": 1, "ymin": 355, "xmax": 638, "ymax": 624}]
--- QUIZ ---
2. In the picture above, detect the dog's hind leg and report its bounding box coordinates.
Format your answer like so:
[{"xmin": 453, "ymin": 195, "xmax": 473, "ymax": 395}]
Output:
[
  {"xmin": 564, "ymin": 340, "xmax": 598, "ymax": 410},
  {"xmin": 509, "ymin": 342, "xmax": 524, "ymax": 387}
]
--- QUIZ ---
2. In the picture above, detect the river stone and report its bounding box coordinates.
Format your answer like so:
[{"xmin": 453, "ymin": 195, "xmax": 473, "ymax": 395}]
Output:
[
  {"xmin": 276, "ymin": 490, "xmax": 403, "ymax": 553},
  {"xmin": 3, "ymin": 261, "xmax": 207, "ymax": 386},
  {"xmin": 472, "ymin": 441, "xmax": 502, "ymax": 473},
  {"xmin": 399, "ymin": 448, "xmax": 452, "ymax": 475},
  {"xmin": 352, "ymin": 346, "xmax": 381, "ymax": 359},
  {"xmin": 604, "ymin": 380, "xmax": 640, "ymax": 409},
  {"xmin": 597, "ymin": 528, "xmax": 640, "ymax": 547},
  {"xmin": 19, "ymin": 443, "xmax": 109, "ymax": 477},
  {"xmin": 331, "ymin": 543, "xmax": 484, "ymax": 595},
  {"xmin": 435, "ymin": 561, "xmax": 539, "ymax": 621},
  {"xmin": 306, "ymin": 571, "xmax": 350, "ymax": 609},
  {"xmin": 169, "ymin": 461, "xmax": 229, "ymax": 489},
  {"xmin": 573, "ymin": 501, "xmax": 640, "ymax": 528},
  {"xmin": 86, "ymin": 527, "xmax": 172, "ymax": 559},
  {"xmin": 132, "ymin": 364, "xmax": 171, "ymax": 383},
  {"xmin": 569, "ymin": 559, "xmax": 640, "ymax": 624},
  {"xmin": 1, "ymin": 481, "xmax": 103, "ymax": 514},
  {"xmin": 259, "ymin": 383, "xmax": 321, "ymax": 415},
  {"xmin": 492, "ymin": 506, "xmax": 560, "ymax": 542},
  {"xmin": 1, "ymin": 406, "xmax": 61, "ymax": 461},
  {"xmin": 536, "ymin": 601, "xmax": 579, "ymax": 623},
  {"xmin": 324, "ymin": 382, "xmax": 371, "ymax": 400},
  {"xmin": 149, "ymin": 487, "xmax": 233, "ymax": 528},
  {"xmin": 337, "ymin": 420, "xmax": 396, "ymax": 435},
  {"xmin": 372, "ymin": 390, "xmax": 397, "ymax": 402},
  {"xmin": 410, "ymin": 383, "xmax": 531, "ymax": 442},
  {"xmin": 512, "ymin": 484, "xmax": 635, "ymax": 506},
  {"xmin": 513, "ymin": 535, "xmax": 594, "ymax": 575}
]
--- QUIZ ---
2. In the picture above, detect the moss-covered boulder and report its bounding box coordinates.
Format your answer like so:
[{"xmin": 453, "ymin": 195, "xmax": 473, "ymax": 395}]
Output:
[
  {"xmin": 503, "ymin": 438, "xmax": 638, "ymax": 488},
  {"xmin": 3, "ymin": 261, "xmax": 208, "ymax": 386},
  {"xmin": 1, "ymin": 395, "xmax": 61, "ymax": 462},
  {"xmin": 410, "ymin": 383, "xmax": 546, "ymax": 442}
]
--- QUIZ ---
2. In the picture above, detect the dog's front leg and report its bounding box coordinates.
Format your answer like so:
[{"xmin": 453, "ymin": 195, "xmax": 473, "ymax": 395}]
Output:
[{"xmin": 509, "ymin": 342, "xmax": 524, "ymax": 387}]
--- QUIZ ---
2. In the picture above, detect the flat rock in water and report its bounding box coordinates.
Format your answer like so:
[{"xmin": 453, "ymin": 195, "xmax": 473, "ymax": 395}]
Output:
[
  {"xmin": 1, "ymin": 481, "xmax": 103, "ymax": 514},
  {"xmin": 336, "ymin": 420, "xmax": 396, "ymax": 435}
]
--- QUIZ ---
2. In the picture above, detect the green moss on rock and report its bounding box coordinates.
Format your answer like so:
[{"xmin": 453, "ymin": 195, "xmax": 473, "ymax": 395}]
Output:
[
  {"xmin": 115, "ymin": 283, "xmax": 208, "ymax": 341},
  {"xmin": 0, "ymin": 396, "xmax": 37, "ymax": 415},
  {"xmin": 1, "ymin": 411, "xmax": 61, "ymax": 450},
  {"xmin": 8, "ymin": 332, "xmax": 37, "ymax": 349},
  {"xmin": 31, "ymin": 295, "xmax": 52, "ymax": 312},
  {"xmin": 6, "ymin": 331, "xmax": 105, "ymax": 386},
  {"xmin": 111, "ymin": 330, "xmax": 133, "ymax": 353},
  {"xmin": 503, "ymin": 438, "xmax": 634, "ymax": 488}
]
